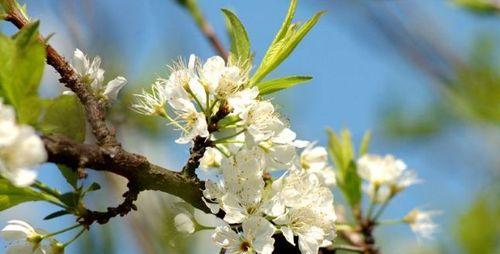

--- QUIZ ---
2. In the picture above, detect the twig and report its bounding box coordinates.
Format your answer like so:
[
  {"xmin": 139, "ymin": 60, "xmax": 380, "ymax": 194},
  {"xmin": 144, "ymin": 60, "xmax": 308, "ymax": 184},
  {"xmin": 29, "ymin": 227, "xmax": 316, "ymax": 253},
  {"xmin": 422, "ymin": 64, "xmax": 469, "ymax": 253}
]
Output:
[
  {"xmin": 79, "ymin": 182, "xmax": 140, "ymax": 226},
  {"xmin": 177, "ymin": 0, "xmax": 229, "ymax": 60},
  {"xmin": 5, "ymin": 8, "xmax": 119, "ymax": 149}
]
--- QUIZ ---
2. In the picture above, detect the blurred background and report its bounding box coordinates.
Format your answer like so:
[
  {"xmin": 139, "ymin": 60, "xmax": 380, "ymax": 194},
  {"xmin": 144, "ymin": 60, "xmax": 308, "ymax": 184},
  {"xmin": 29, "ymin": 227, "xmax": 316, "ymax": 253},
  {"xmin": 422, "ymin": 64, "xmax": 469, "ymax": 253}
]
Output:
[{"xmin": 1, "ymin": 0, "xmax": 500, "ymax": 253}]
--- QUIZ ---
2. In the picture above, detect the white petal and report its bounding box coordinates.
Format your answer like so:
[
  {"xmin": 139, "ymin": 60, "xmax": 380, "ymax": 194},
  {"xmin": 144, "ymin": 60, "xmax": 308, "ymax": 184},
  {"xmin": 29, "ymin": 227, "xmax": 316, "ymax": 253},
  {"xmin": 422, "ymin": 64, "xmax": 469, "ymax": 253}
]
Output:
[
  {"xmin": 188, "ymin": 78, "xmax": 207, "ymax": 107},
  {"xmin": 281, "ymin": 226, "xmax": 295, "ymax": 246},
  {"xmin": 1, "ymin": 220, "xmax": 35, "ymax": 241},
  {"xmin": 9, "ymin": 168, "xmax": 37, "ymax": 187},
  {"xmin": 71, "ymin": 49, "xmax": 89, "ymax": 75},
  {"xmin": 221, "ymin": 194, "xmax": 247, "ymax": 224},
  {"xmin": 6, "ymin": 243, "xmax": 38, "ymax": 254},
  {"xmin": 103, "ymin": 76, "xmax": 127, "ymax": 100}
]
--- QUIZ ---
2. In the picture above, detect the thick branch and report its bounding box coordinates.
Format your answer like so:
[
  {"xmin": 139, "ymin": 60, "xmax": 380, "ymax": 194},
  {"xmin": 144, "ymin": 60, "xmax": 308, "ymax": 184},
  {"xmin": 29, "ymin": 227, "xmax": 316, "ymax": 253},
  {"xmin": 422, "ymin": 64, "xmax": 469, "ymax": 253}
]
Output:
[
  {"xmin": 5, "ymin": 9, "xmax": 118, "ymax": 148},
  {"xmin": 42, "ymin": 135, "xmax": 209, "ymax": 213}
]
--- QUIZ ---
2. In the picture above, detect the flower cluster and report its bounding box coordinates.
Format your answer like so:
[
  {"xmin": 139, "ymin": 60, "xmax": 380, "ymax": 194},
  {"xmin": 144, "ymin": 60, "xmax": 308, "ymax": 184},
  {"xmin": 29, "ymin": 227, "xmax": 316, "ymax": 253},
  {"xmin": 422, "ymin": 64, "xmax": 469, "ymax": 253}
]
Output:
[
  {"xmin": 357, "ymin": 154, "xmax": 420, "ymax": 203},
  {"xmin": 133, "ymin": 55, "xmax": 337, "ymax": 254},
  {"xmin": 0, "ymin": 101, "xmax": 46, "ymax": 187},
  {"xmin": 357, "ymin": 154, "xmax": 439, "ymax": 239},
  {"xmin": 71, "ymin": 49, "xmax": 127, "ymax": 101},
  {"xmin": 1, "ymin": 220, "xmax": 63, "ymax": 254}
]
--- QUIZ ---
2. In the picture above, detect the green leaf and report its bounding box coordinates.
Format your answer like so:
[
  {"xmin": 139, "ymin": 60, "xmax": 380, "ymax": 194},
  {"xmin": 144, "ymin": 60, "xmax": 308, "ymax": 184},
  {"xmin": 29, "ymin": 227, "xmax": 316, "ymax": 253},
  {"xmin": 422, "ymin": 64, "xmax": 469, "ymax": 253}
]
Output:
[
  {"xmin": 85, "ymin": 182, "xmax": 101, "ymax": 193},
  {"xmin": 327, "ymin": 129, "xmax": 362, "ymax": 208},
  {"xmin": 256, "ymin": 76, "xmax": 312, "ymax": 95},
  {"xmin": 40, "ymin": 95, "xmax": 85, "ymax": 190},
  {"xmin": 0, "ymin": 22, "xmax": 45, "ymax": 124},
  {"xmin": 251, "ymin": 2, "xmax": 325, "ymax": 84},
  {"xmin": 0, "ymin": 178, "xmax": 45, "ymax": 211},
  {"xmin": 40, "ymin": 94, "xmax": 86, "ymax": 142},
  {"xmin": 44, "ymin": 210, "xmax": 70, "ymax": 220},
  {"xmin": 271, "ymin": 0, "xmax": 297, "ymax": 47},
  {"xmin": 57, "ymin": 165, "xmax": 78, "ymax": 189},
  {"xmin": 359, "ymin": 130, "xmax": 372, "ymax": 156},
  {"xmin": 59, "ymin": 192, "xmax": 80, "ymax": 208},
  {"xmin": 0, "ymin": 22, "xmax": 45, "ymax": 108},
  {"xmin": 339, "ymin": 162, "xmax": 362, "ymax": 208},
  {"xmin": 221, "ymin": 9, "xmax": 251, "ymax": 66},
  {"xmin": 16, "ymin": 96, "xmax": 43, "ymax": 125}
]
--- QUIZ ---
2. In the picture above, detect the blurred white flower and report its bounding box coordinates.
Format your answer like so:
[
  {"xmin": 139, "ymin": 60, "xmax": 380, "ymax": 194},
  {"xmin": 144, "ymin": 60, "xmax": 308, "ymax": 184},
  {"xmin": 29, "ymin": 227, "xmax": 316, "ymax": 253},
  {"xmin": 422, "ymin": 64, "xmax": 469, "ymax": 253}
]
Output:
[
  {"xmin": 404, "ymin": 209, "xmax": 440, "ymax": 240},
  {"xmin": 357, "ymin": 154, "xmax": 419, "ymax": 200},
  {"xmin": 0, "ymin": 102, "xmax": 46, "ymax": 187},
  {"xmin": 174, "ymin": 213, "xmax": 195, "ymax": 234},
  {"xmin": 212, "ymin": 216, "xmax": 275, "ymax": 254},
  {"xmin": 1, "ymin": 220, "xmax": 43, "ymax": 254},
  {"xmin": 357, "ymin": 154, "xmax": 406, "ymax": 185},
  {"xmin": 71, "ymin": 49, "xmax": 127, "ymax": 101}
]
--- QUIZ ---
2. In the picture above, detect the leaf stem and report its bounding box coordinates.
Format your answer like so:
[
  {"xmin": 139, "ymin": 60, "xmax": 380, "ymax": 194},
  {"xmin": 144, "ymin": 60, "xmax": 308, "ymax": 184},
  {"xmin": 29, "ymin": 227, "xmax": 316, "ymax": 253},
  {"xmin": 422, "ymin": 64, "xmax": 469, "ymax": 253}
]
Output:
[
  {"xmin": 62, "ymin": 228, "xmax": 86, "ymax": 247},
  {"xmin": 43, "ymin": 224, "xmax": 81, "ymax": 239},
  {"xmin": 214, "ymin": 129, "xmax": 246, "ymax": 144}
]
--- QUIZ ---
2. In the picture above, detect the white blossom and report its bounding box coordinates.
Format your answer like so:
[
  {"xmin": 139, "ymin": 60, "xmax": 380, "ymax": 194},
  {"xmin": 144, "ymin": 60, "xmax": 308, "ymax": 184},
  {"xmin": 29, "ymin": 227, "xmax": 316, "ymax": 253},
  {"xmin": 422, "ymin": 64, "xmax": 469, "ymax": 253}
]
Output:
[
  {"xmin": 300, "ymin": 143, "xmax": 328, "ymax": 171},
  {"xmin": 357, "ymin": 154, "xmax": 419, "ymax": 201},
  {"xmin": 272, "ymin": 170, "xmax": 337, "ymax": 253},
  {"xmin": 238, "ymin": 101, "xmax": 280, "ymax": 144},
  {"xmin": 255, "ymin": 121, "xmax": 298, "ymax": 169},
  {"xmin": 212, "ymin": 216, "xmax": 275, "ymax": 254},
  {"xmin": 199, "ymin": 56, "xmax": 246, "ymax": 99},
  {"xmin": 404, "ymin": 209, "xmax": 440, "ymax": 240},
  {"xmin": 71, "ymin": 49, "xmax": 127, "ymax": 101},
  {"xmin": 357, "ymin": 154, "xmax": 406, "ymax": 185},
  {"xmin": 0, "ymin": 102, "xmax": 46, "ymax": 187},
  {"xmin": 299, "ymin": 143, "xmax": 336, "ymax": 186},
  {"xmin": 132, "ymin": 81, "xmax": 169, "ymax": 116},
  {"xmin": 203, "ymin": 149, "xmax": 265, "ymax": 223},
  {"xmin": 102, "ymin": 76, "xmax": 127, "ymax": 100},
  {"xmin": 1, "ymin": 220, "xmax": 43, "ymax": 254}
]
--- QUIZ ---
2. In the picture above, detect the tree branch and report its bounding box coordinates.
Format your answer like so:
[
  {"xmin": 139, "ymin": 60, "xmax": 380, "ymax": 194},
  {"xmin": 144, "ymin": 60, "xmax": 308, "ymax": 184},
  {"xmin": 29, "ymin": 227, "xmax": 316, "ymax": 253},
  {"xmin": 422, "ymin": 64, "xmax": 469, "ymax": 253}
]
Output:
[
  {"xmin": 5, "ymin": 8, "xmax": 119, "ymax": 149},
  {"xmin": 80, "ymin": 181, "xmax": 140, "ymax": 225},
  {"xmin": 42, "ymin": 134, "xmax": 209, "ymax": 214}
]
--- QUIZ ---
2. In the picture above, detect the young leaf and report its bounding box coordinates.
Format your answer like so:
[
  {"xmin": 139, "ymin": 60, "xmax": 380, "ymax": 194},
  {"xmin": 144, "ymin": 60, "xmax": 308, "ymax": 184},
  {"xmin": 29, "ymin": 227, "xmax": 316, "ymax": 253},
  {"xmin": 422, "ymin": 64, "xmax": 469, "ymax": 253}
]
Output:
[
  {"xmin": 359, "ymin": 130, "xmax": 372, "ymax": 156},
  {"xmin": 57, "ymin": 165, "xmax": 78, "ymax": 189},
  {"xmin": 0, "ymin": 178, "xmax": 45, "ymax": 211},
  {"xmin": 0, "ymin": 22, "xmax": 45, "ymax": 108},
  {"xmin": 339, "ymin": 162, "xmax": 362, "ymax": 208},
  {"xmin": 256, "ymin": 75, "xmax": 312, "ymax": 95},
  {"xmin": 251, "ymin": 2, "xmax": 325, "ymax": 84},
  {"xmin": 327, "ymin": 129, "xmax": 362, "ymax": 208},
  {"xmin": 44, "ymin": 210, "xmax": 70, "ymax": 220},
  {"xmin": 221, "ymin": 9, "xmax": 251, "ymax": 66},
  {"xmin": 85, "ymin": 182, "xmax": 101, "ymax": 193},
  {"xmin": 0, "ymin": 23, "xmax": 45, "ymax": 125},
  {"xmin": 40, "ymin": 94, "xmax": 86, "ymax": 142},
  {"xmin": 16, "ymin": 96, "xmax": 43, "ymax": 125},
  {"xmin": 271, "ymin": 0, "xmax": 297, "ymax": 46},
  {"xmin": 59, "ymin": 192, "xmax": 80, "ymax": 208}
]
